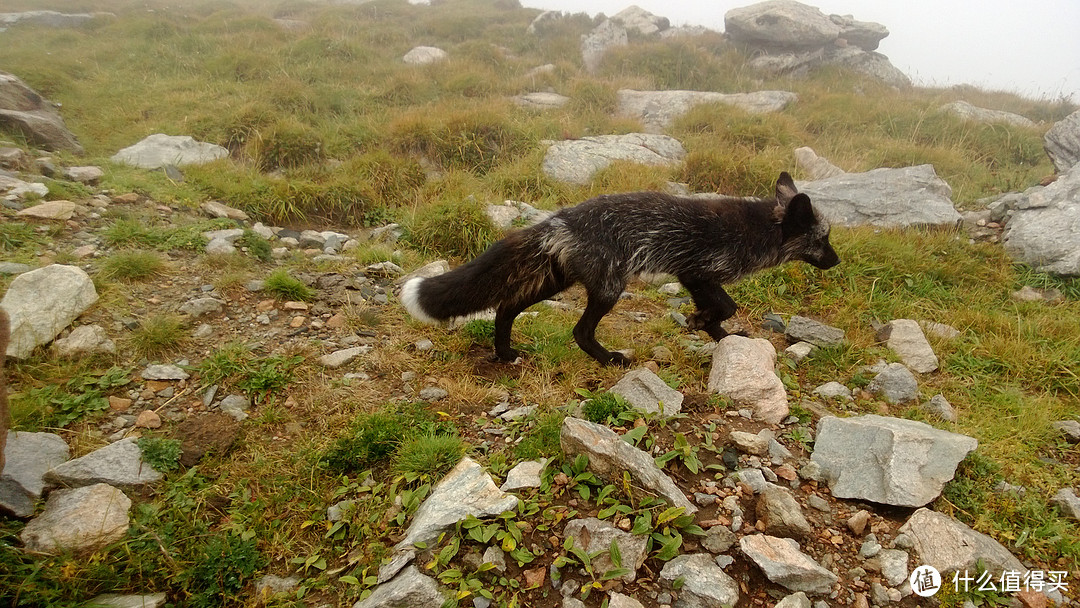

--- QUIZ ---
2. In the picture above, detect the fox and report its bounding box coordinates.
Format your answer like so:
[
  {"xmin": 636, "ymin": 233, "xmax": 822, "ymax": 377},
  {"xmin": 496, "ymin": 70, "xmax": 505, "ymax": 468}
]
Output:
[
  {"xmin": 401, "ymin": 172, "xmax": 839, "ymax": 366},
  {"xmin": 0, "ymin": 309, "xmax": 8, "ymax": 473}
]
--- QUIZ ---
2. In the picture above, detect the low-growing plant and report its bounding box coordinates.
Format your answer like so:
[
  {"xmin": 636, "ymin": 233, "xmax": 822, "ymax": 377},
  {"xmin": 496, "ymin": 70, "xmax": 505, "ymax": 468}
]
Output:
[
  {"xmin": 138, "ymin": 436, "xmax": 183, "ymax": 472},
  {"xmin": 184, "ymin": 533, "xmax": 266, "ymax": 607},
  {"xmin": 99, "ymin": 250, "xmax": 166, "ymax": 282},
  {"xmin": 324, "ymin": 402, "xmax": 455, "ymax": 473},
  {"xmin": 12, "ymin": 366, "xmax": 130, "ymax": 428},
  {"xmin": 394, "ymin": 433, "xmax": 467, "ymax": 479},
  {"xmin": 405, "ymin": 197, "xmax": 498, "ymax": 260},
  {"xmin": 128, "ymin": 314, "xmax": 187, "ymax": 358},
  {"xmin": 264, "ymin": 268, "xmax": 315, "ymax": 301},
  {"xmin": 0, "ymin": 222, "xmax": 39, "ymax": 251},
  {"xmin": 237, "ymin": 229, "xmax": 271, "ymax": 262},
  {"xmin": 513, "ymin": 411, "xmax": 565, "ymax": 460},
  {"xmin": 577, "ymin": 389, "xmax": 634, "ymax": 426}
]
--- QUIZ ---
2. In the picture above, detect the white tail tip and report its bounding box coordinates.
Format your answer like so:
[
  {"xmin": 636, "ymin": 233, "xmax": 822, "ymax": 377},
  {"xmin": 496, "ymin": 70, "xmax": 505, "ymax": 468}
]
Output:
[{"xmin": 400, "ymin": 277, "xmax": 440, "ymax": 324}]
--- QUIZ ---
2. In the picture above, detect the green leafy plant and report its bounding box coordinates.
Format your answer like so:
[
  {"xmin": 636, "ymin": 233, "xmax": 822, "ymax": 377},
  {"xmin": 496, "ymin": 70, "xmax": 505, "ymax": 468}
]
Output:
[
  {"xmin": 237, "ymin": 229, "xmax": 271, "ymax": 262},
  {"xmin": 577, "ymin": 389, "xmax": 635, "ymax": 426},
  {"xmin": 138, "ymin": 436, "xmax": 183, "ymax": 472}
]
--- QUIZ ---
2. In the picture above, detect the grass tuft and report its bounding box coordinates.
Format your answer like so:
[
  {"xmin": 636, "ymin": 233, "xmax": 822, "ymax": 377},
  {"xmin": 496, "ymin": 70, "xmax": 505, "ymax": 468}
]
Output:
[{"xmin": 263, "ymin": 269, "xmax": 315, "ymax": 301}]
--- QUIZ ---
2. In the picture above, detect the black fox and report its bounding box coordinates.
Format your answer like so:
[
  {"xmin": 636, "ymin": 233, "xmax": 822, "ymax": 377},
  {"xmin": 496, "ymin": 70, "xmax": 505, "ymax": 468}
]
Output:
[{"xmin": 401, "ymin": 173, "xmax": 839, "ymax": 366}]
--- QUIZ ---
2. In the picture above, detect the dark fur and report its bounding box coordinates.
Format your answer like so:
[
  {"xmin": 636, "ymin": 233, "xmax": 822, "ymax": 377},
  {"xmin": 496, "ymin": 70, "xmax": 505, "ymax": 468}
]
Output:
[
  {"xmin": 0, "ymin": 310, "xmax": 9, "ymax": 472},
  {"xmin": 403, "ymin": 173, "xmax": 839, "ymax": 365}
]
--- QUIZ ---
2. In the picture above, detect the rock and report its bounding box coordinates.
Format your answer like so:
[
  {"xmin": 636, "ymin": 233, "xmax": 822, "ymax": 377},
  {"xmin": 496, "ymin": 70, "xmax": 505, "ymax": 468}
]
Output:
[
  {"xmin": 386, "ymin": 458, "xmax": 517, "ymax": 576},
  {"xmin": 1003, "ymin": 163, "xmax": 1080, "ymax": 276},
  {"xmin": 867, "ymin": 362, "xmax": 919, "ymax": 403},
  {"xmin": 514, "ymin": 92, "xmax": 570, "ymax": 110},
  {"xmin": 402, "ymin": 46, "xmax": 447, "ymax": 65},
  {"xmin": 611, "ymin": 6, "xmax": 669, "ymax": 35},
  {"xmin": 940, "ymin": 101, "xmax": 1035, "ymax": 128},
  {"xmin": 563, "ymin": 517, "xmax": 648, "ymax": 582},
  {"xmin": 609, "ymin": 367, "xmax": 683, "ymax": 416},
  {"xmin": 1011, "ymin": 285, "xmax": 1063, "ymax": 302},
  {"xmin": 45, "ymin": 437, "xmax": 163, "ymax": 490},
  {"xmin": 784, "ymin": 316, "xmax": 844, "ymax": 347},
  {"xmin": 750, "ymin": 45, "xmax": 910, "ymax": 88},
  {"xmin": 921, "ymin": 394, "xmax": 957, "ymax": 423},
  {"xmin": 52, "ymin": 324, "xmax": 116, "ymax": 357},
  {"xmin": 876, "ymin": 319, "xmax": 938, "ymax": 373},
  {"xmin": 0, "ymin": 11, "xmax": 102, "ymax": 29},
  {"xmin": 739, "ymin": 534, "xmax": 838, "ymax": 595},
  {"xmin": 616, "ymin": 89, "xmax": 797, "ymax": 131},
  {"xmin": 737, "ymin": 468, "xmax": 768, "ymax": 493},
  {"xmin": 178, "ymin": 297, "xmax": 225, "ymax": 317},
  {"xmin": 775, "ymin": 592, "xmax": 811, "ymax": 608},
  {"xmin": 581, "ymin": 19, "xmax": 627, "ymax": 73},
  {"xmin": 830, "ymin": 14, "xmax": 888, "ymax": 51},
  {"xmin": 607, "ymin": 592, "xmax": 644, "ymax": 608},
  {"xmin": 756, "ymin": 483, "xmax": 813, "ymax": 539},
  {"xmin": 659, "ymin": 553, "xmax": 741, "ymax": 607},
  {"xmin": 134, "ymin": 410, "xmax": 161, "ymax": 429},
  {"xmin": 877, "ymin": 549, "xmax": 909, "ymax": 586},
  {"xmin": 418, "ymin": 386, "xmax": 448, "ymax": 401},
  {"xmin": 794, "ymin": 147, "xmax": 845, "ymax": 180},
  {"xmin": 176, "ymin": 412, "xmax": 240, "ymax": 467},
  {"xmin": 84, "ymin": 593, "xmax": 168, "ymax": 608},
  {"xmin": 205, "ymin": 239, "xmax": 235, "ymax": 255},
  {"xmin": 0, "ymin": 262, "xmax": 33, "ymax": 275},
  {"xmin": 796, "ymin": 165, "xmax": 959, "ymax": 228},
  {"xmin": 141, "ymin": 364, "xmax": 189, "ymax": 381},
  {"xmin": 1052, "ymin": 420, "xmax": 1080, "ymax": 443},
  {"xmin": 200, "ymin": 200, "xmax": 249, "ymax": 221},
  {"xmin": 702, "ymin": 525, "xmax": 737, "ymax": 554},
  {"xmin": 920, "ymin": 321, "xmax": 961, "ymax": 340},
  {"xmin": 500, "ymin": 459, "xmax": 545, "ymax": 491},
  {"xmin": 16, "ymin": 200, "xmax": 84, "ymax": 220},
  {"xmin": 898, "ymin": 508, "xmax": 1028, "ymax": 577},
  {"xmin": 729, "ymin": 430, "xmax": 769, "ymax": 456},
  {"xmin": 1, "ymin": 264, "xmax": 98, "ymax": 359},
  {"xmin": 1051, "ymin": 488, "xmax": 1080, "ymax": 521},
  {"xmin": 63, "ymin": 165, "xmax": 105, "ymax": 184},
  {"xmin": 812, "ymin": 382, "xmax": 851, "ymax": 400},
  {"xmin": 784, "ymin": 341, "xmax": 815, "ymax": 363},
  {"xmin": 0, "ymin": 174, "xmax": 49, "ymax": 202},
  {"xmin": 354, "ymin": 565, "xmax": 446, "ymax": 608},
  {"xmin": 218, "ymin": 395, "xmax": 250, "ymax": 421},
  {"xmin": 20, "ymin": 483, "xmax": 131, "ymax": 553},
  {"xmin": 111, "ymin": 134, "xmax": 227, "ymax": 169},
  {"xmin": 0, "ymin": 71, "xmax": 83, "ymax": 153},
  {"xmin": 542, "ymin": 133, "xmax": 685, "ymax": 185},
  {"xmin": 319, "ymin": 345, "xmax": 372, "ymax": 369},
  {"xmin": 395, "ymin": 260, "xmax": 450, "ymax": 285},
  {"xmin": 560, "ymin": 417, "xmax": 696, "ymax": 513},
  {"xmin": 811, "ymin": 415, "xmax": 977, "ymax": 507},
  {"xmin": 1, "ymin": 431, "xmax": 70, "ymax": 517},
  {"xmin": 708, "ymin": 335, "xmax": 789, "ymax": 424},
  {"xmin": 846, "ymin": 510, "xmax": 870, "ymax": 536},
  {"xmin": 255, "ymin": 574, "xmax": 301, "ymax": 598},
  {"xmin": 1044, "ymin": 109, "xmax": 1080, "ymax": 172},
  {"xmin": 725, "ymin": 1, "xmax": 842, "ymax": 51}
]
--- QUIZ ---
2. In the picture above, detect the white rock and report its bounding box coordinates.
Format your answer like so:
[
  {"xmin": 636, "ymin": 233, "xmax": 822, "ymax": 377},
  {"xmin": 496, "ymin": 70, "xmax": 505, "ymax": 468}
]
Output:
[
  {"xmin": 1, "ymin": 264, "xmax": 98, "ymax": 359},
  {"xmin": 19, "ymin": 483, "xmax": 131, "ymax": 554},
  {"xmin": 708, "ymin": 335, "xmax": 788, "ymax": 424},
  {"xmin": 111, "ymin": 134, "xmax": 228, "ymax": 169}
]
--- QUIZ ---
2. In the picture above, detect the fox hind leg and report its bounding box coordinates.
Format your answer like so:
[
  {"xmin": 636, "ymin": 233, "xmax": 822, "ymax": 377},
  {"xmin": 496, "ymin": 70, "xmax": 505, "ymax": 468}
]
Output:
[
  {"xmin": 573, "ymin": 284, "xmax": 630, "ymax": 366},
  {"xmin": 492, "ymin": 274, "xmax": 567, "ymax": 363}
]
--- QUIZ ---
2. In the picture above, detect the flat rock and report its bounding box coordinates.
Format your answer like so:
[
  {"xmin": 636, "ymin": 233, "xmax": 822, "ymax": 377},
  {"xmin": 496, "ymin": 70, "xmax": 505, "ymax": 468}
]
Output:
[
  {"xmin": 1051, "ymin": 488, "xmax": 1080, "ymax": 521},
  {"xmin": 1003, "ymin": 163, "xmax": 1080, "ymax": 276},
  {"xmin": 84, "ymin": 593, "xmax": 167, "ymax": 608},
  {"xmin": 178, "ymin": 297, "xmax": 225, "ymax": 317},
  {"xmin": 898, "ymin": 508, "xmax": 1027, "ymax": 577},
  {"xmin": 16, "ymin": 200, "xmax": 84, "ymax": 220},
  {"xmin": 876, "ymin": 319, "xmax": 938, "ymax": 373},
  {"xmin": 514, "ymin": 92, "xmax": 570, "ymax": 110},
  {"xmin": 141, "ymin": 364, "xmax": 189, "ymax": 380},
  {"xmin": 0, "ymin": 71, "xmax": 83, "ymax": 153},
  {"xmin": 920, "ymin": 394, "xmax": 957, "ymax": 423},
  {"xmin": 52, "ymin": 324, "xmax": 116, "ymax": 357},
  {"xmin": 500, "ymin": 459, "xmax": 545, "ymax": 491},
  {"xmin": 739, "ymin": 534, "xmax": 838, "ymax": 595},
  {"xmin": 1, "ymin": 264, "xmax": 98, "ymax": 359},
  {"xmin": 111, "ymin": 134, "xmax": 228, "ymax": 169},
  {"xmin": 725, "ymin": 1, "xmax": 842, "ymax": 51},
  {"xmin": 659, "ymin": 553, "xmax": 741, "ymax": 607},
  {"xmin": 20, "ymin": 483, "xmax": 131, "ymax": 554},
  {"xmin": 796, "ymin": 165, "xmax": 961, "ymax": 228},
  {"xmin": 564, "ymin": 517, "xmax": 648, "ymax": 582},
  {"xmin": 561, "ymin": 417, "xmax": 696, "ymax": 514},
  {"xmin": 940, "ymin": 101, "xmax": 1035, "ymax": 128},
  {"xmin": 811, "ymin": 415, "xmax": 977, "ymax": 507},
  {"xmin": 707, "ymin": 335, "xmax": 788, "ymax": 424},
  {"xmin": 608, "ymin": 592, "xmax": 644, "ymax": 608},
  {"xmin": 542, "ymin": 133, "xmax": 685, "ymax": 185},
  {"xmin": 867, "ymin": 362, "xmax": 919, "ymax": 403},
  {"xmin": 756, "ymin": 483, "xmax": 813, "ymax": 539},
  {"xmin": 63, "ymin": 166, "xmax": 105, "ymax": 184},
  {"xmin": 1052, "ymin": 420, "xmax": 1080, "ymax": 443},
  {"xmin": 794, "ymin": 147, "xmax": 844, "ymax": 180},
  {"xmin": 617, "ymin": 89, "xmax": 797, "ymax": 131},
  {"xmin": 201, "ymin": 200, "xmax": 249, "ymax": 221},
  {"xmin": 354, "ymin": 565, "xmax": 446, "ymax": 608},
  {"xmin": 1044, "ymin": 108, "xmax": 1080, "ymax": 172},
  {"xmin": 729, "ymin": 430, "xmax": 769, "ymax": 456},
  {"xmin": 784, "ymin": 316, "xmax": 844, "ymax": 347},
  {"xmin": 609, "ymin": 367, "xmax": 683, "ymax": 416},
  {"xmin": 1, "ymin": 431, "xmax": 70, "ymax": 517},
  {"xmin": 319, "ymin": 345, "xmax": 372, "ymax": 368},
  {"xmin": 402, "ymin": 46, "xmax": 447, "ymax": 65},
  {"xmin": 44, "ymin": 438, "xmax": 163, "ymax": 490},
  {"xmin": 611, "ymin": 5, "xmax": 669, "ymax": 36}
]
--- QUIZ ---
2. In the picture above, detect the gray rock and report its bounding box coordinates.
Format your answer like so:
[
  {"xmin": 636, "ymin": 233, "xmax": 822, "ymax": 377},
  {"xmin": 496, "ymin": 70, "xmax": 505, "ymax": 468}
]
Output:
[
  {"xmin": 729, "ymin": 430, "xmax": 769, "ymax": 456},
  {"xmin": 84, "ymin": 593, "xmax": 167, "ymax": 608},
  {"xmin": 877, "ymin": 549, "xmax": 909, "ymax": 586},
  {"xmin": 920, "ymin": 394, "xmax": 957, "ymax": 423},
  {"xmin": 609, "ymin": 367, "xmax": 683, "ymax": 416},
  {"xmin": 739, "ymin": 534, "xmax": 838, "ymax": 595},
  {"xmin": 141, "ymin": 364, "xmax": 189, "ymax": 380},
  {"xmin": 205, "ymin": 239, "xmax": 235, "ymax": 255},
  {"xmin": 0, "ymin": 11, "xmax": 101, "ymax": 29},
  {"xmin": 0, "ymin": 261, "xmax": 33, "ymax": 275},
  {"xmin": 877, "ymin": 319, "xmax": 938, "ymax": 373},
  {"xmin": 1, "ymin": 264, "xmax": 98, "ymax": 359},
  {"xmin": 218, "ymin": 395, "xmax": 250, "ymax": 421},
  {"xmin": 830, "ymin": 14, "xmax": 888, "ymax": 51},
  {"xmin": 775, "ymin": 592, "xmax": 811, "ymax": 608},
  {"xmin": 395, "ymin": 260, "xmax": 449, "ymax": 286},
  {"xmin": 514, "ymin": 92, "xmax": 571, "ymax": 110},
  {"xmin": 179, "ymin": 297, "xmax": 225, "ymax": 317},
  {"xmin": 812, "ymin": 382, "xmax": 851, "ymax": 401},
  {"xmin": 581, "ymin": 19, "xmax": 627, "ymax": 73},
  {"xmin": 867, "ymin": 362, "xmax": 919, "ymax": 403},
  {"xmin": 482, "ymin": 545, "xmax": 507, "ymax": 572},
  {"xmin": 319, "ymin": 345, "xmax": 372, "ymax": 369},
  {"xmin": 63, "ymin": 166, "xmax": 105, "ymax": 184},
  {"xmin": 898, "ymin": 508, "xmax": 1028, "ymax": 578},
  {"xmin": 561, "ymin": 417, "xmax": 696, "ymax": 513},
  {"xmin": 784, "ymin": 341, "xmax": 815, "ymax": 363},
  {"xmin": 737, "ymin": 468, "xmax": 768, "ymax": 493},
  {"xmin": 1044, "ymin": 108, "xmax": 1080, "ymax": 172},
  {"xmin": 784, "ymin": 316, "xmax": 844, "ymax": 347},
  {"xmin": 45, "ymin": 438, "xmax": 163, "ymax": 490},
  {"xmin": 418, "ymin": 386, "xmax": 449, "ymax": 401},
  {"xmin": 708, "ymin": 336, "xmax": 788, "ymax": 424},
  {"xmin": 20, "ymin": 483, "xmax": 131, "ymax": 553},
  {"xmin": 17, "ymin": 199, "xmax": 86, "ymax": 221},
  {"xmin": 611, "ymin": 5, "xmax": 669, "ymax": 35},
  {"xmin": 111, "ymin": 134, "xmax": 227, "ymax": 169},
  {"xmin": 725, "ymin": 1, "xmax": 842, "ymax": 51},
  {"xmin": 354, "ymin": 565, "xmax": 446, "ymax": 608},
  {"xmin": 201, "ymin": 200, "xmax": 249, "ymax": 221},
  {"xmin": 940, "ymin": 101, "xmax": 1035, "ymax": 128},
  {"xmin": 543, "ymin": 133, "xmax": 685, "ymax": 185},
  {"xmin": 756, "ymin": 483, "xmax": 813, "ymax": 539},
  {"xmin": 1, "ymin": 431, "xmax": 70, "ymax": 517},
  {"xmin": 607, "ymin": 592, "xmax": 643, "ymax": 608},
  {"xmin": 796, "ymin": 165, "xmax": 960, "ymax": 228},
  {"xmin": 1052, "ymin": 420, "xmax": 1080, "ymax": 443},
  {"xmin": 0, "ymin": 71, "xmax": 83, "ymax": 153},
  {"xmin": 255, "ymin": 574, "xmax": 301, "ymax": 597},
  {"xmin": 52, "ymin": 324, "xmax": 116, "ymax": 357},
  {"xmin": 702, "ymin": 525, "xmax": 737, "ymax": 554},
  {"xmin": 500, "ymin": 459, "xmax": 545, "ymax": 491},
  {"xmin": 751, "ymin": 46, "xmax": 909, "ymax": 87},
  {"xmin": 811, "ymin": 415, "xmax": 977, "ymax": 507},
  {"xmin": 402, "ymin": 46, "xmax": 447, "ymax": 65},
  {"xmin": 617, "ymin": 89, "xmax": 797, "ymax": 131},
  {"xmin": 794, "ymin": 147, "xmax": 845, "ymax": 180},
  {"xmin": 1003, "ymin": 163, "xmax": 1080, "ymax": 276},
  {"xmin": 659, "ymin": 553, "xmax": 741, "ymax": 607},
  {"xmin": 327, "ymin": 499, "xmax": 355, "ymax": 522},
  {"xmin": 1051, "ymin": 488, "xmax": 1080, "ymax": 521},
  {"xmin": 564, "ymin": 517, "xmax": 648, "ymax": 582}
]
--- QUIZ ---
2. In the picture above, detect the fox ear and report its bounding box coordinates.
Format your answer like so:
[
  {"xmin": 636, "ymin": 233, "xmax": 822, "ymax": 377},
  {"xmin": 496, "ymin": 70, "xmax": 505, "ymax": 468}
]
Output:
[
  {"xmin": 781, "ymin": 194, "xmax": 816, "ymax": 235},
  {"xmin": 776, "ymin": 172, "xmax": 799, "ymax": 205}
]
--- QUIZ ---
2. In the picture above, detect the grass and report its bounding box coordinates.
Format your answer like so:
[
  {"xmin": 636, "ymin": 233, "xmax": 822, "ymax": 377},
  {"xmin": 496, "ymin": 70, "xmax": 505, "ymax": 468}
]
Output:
[
  {"xmin": 98, "ymin": 250, "xmax": 166, "ymax": 282},
  {"xmin": 263, "ymin": 268, "xmax": 315, "ymax": 301},
  {"xmin": 128, "ymin": 314, "xmax": 187, "ymax": 358}
]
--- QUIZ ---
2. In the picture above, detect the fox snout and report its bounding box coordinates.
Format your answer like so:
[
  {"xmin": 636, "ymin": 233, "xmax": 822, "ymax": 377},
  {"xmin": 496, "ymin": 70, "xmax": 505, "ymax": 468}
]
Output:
[{"xmin": 810, "ymin": 244, "xmax": 840, "ymax": 269}]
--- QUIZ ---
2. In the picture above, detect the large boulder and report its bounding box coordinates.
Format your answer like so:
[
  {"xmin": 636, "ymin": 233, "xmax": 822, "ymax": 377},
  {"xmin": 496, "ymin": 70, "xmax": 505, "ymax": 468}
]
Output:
[
  {"xmin": 811, "ymin": 415, "xmax": 977, "ymax": 507},
  {"xmin": 725, "ymin": 1, "xmax": 842, "ymax": 51},
  {"xmin": 617, "ymin": 89, "xmax": 797, "ymax": 131},
  {"xmin": 581, "ymin": 19, "xmax": 627, "ymax": 73},
  {"xmin": 611, "ymin": 6, "xmax": 669, "ymax": 36},
  {"xmin": 542, "ymin": 133, "xmax": 685, "ymax": 185},
  {"xmin": 1, "ymin": 264, "xmax": 98, "ymax": 359},
  {"xmin": 1, "ymin": 431, "xmax": 70, "ymax": 518},
  {"xmin": 1044, "ymin": 109, "xmax": 1080, "ymax": 172},
  {"xmin": 796, "ymin": 165, "xmax": 961, "ymax": 228},
  {"xmin": 898, "ymin": 508, "xmax": 1027, "ymax": 577},
  {"xmin": 44, "ymin": 438, "xmax": 164, "ymax": 490},
  {"xmin": 0, "ymin": 72, "xmax": 83, "ymax": 153},
  {"xmin": 0, "ymin": 11, "xmax": 100, "ymax": 29},
  {"xmin": 1003, "ymin": 162, "xmax": 1080, "ymax": 276},
  {"xmin": 110, "ymin": 134, "xmax": 228, "ymax": 169},
  {"xmin": 19, "ymin": 483, "xmax": 131, "ymax": 554}
]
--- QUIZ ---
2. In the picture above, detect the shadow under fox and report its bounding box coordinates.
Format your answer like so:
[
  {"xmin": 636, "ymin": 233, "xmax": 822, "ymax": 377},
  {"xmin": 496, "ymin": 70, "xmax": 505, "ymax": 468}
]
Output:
[{"xmin": 402, "ymin": 173, "xmax": 839, "ymax": 365}]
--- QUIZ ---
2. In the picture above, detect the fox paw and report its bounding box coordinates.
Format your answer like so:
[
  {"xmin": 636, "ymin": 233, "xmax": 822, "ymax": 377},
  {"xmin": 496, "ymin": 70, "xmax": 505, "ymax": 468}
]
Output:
[{"xmin": 607, "ymin": 350, "xmax": 634, "ymax": 367}]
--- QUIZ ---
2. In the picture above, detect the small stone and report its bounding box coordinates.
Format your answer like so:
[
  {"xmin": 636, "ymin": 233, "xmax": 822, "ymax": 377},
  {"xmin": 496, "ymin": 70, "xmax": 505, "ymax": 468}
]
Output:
[
  {"xmin": 807, "ymin": 495, "xmax": 830, "ymax": 512},
  {"xmin": 847, "ymin": 510, "xmax": 871, "ymax": 535},
  {"xmin": 134, "ymin": 410, "xmax": 161, "ymax": 429},
  {"xmin": 419, "ymin": 387, "xmax": 449, "ymax": 401},
  {"xmin": 701, "ymin": 525, "xmax": 736, "ymax": 553},
  {"xmin": 921, "ymin": 393, "xmax": 957, "ymax": 422}
]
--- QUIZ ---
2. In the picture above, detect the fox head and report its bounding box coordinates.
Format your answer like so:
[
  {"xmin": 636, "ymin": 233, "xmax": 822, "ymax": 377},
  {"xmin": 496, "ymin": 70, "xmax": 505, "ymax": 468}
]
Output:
[{"xmin": 774, "ymin": 172, "xmax": 840, "ymax": 270}]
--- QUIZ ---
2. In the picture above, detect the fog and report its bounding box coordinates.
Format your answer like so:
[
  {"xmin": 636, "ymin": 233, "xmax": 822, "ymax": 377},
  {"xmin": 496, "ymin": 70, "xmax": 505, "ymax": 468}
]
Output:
[{"xmin": 523, "ymin": 0, "xmax": 1080, "ymax": 102}]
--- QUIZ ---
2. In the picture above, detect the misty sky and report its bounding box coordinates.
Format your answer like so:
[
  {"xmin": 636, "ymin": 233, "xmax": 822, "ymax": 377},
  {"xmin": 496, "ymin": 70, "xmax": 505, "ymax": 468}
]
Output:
[{"xmin": 523, "ymin": 0, "xmax": 1080, "ymax": 102}]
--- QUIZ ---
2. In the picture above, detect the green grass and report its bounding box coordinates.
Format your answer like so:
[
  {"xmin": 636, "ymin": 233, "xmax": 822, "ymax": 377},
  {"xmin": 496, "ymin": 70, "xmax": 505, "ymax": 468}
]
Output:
[
  {"xmin": 393, "ymin": 433, "xmax": 467, "ymax": 479},
  {"xmin": 128, "ymin": 314, "xmax": 187, "ymax": 358},
  {"xmin": 98, "ymin": 250, "xmax": 166, "ymax": 282},
  {"xmin": 263, "ymin": 268, "xmax": 315, "ymax": 301}
]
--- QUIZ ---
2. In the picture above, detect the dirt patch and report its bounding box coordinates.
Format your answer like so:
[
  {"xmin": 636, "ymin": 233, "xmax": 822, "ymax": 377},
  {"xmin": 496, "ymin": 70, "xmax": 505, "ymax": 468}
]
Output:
[{"xmin": 174, "ymin": 411, "xmax": 242, "ymax": 467}]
